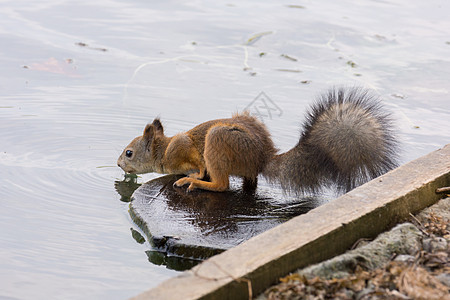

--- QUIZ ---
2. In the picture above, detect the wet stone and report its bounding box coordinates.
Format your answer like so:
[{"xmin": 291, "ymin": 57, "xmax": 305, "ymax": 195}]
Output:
[{"xmin": 128, "ymin": 174, "xmax": 325, "ymax": 270}]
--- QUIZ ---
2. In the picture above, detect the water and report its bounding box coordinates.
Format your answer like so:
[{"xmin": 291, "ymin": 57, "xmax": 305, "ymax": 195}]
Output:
[{"xmin": 1, "ymin": 0, "xmax": 449, "ymax": 299}]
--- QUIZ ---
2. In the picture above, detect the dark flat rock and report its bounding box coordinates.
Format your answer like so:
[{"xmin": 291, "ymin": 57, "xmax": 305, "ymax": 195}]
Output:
[{"xmin": 129, "ymin": 174, "xmax": 325, "ymax": 268}]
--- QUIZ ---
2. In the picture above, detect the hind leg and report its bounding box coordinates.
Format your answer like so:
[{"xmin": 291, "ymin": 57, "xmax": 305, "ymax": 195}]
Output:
[
  {"xmin": 188, "ymin": 166, "xmax": 206, "ymax": 180},
  {"xmin": 243, "ymin": 177, "xmax": 257, "ymax": 193},
  {"xmin": 174, "ymin": 170, "xmax": 229, "ymax": 192}
]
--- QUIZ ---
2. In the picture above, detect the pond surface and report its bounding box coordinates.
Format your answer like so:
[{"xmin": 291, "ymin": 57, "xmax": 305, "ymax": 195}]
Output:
[{"xmin": 1, "ymin": 0, "xmax": 449, "ymax": 299}]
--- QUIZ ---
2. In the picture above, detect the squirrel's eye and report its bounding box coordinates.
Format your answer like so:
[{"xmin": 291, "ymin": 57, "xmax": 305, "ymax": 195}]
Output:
[{"xmin": 125, "ymin": 150, "xmax": 133, "ymax": 158}]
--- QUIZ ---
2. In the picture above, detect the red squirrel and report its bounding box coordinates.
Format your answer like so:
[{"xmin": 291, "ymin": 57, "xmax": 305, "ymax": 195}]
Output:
[{"xmin": 118, "ymin": 88, "xmax": 398, "ymax": 193}]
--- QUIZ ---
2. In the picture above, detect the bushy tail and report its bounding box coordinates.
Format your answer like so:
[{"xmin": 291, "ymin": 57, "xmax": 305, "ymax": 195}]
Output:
[{"xmin": 263, "ymin": 87, "xmax": 399, "ymax": 194}]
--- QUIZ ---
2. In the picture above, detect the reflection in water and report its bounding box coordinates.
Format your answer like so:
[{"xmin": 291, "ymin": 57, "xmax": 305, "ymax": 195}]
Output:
[
  {"xmin": 130, "ymin": 228, "xmax": 145, "ymax": 244},
  {"xmin": 116, "ymin": 174, "xmax": 325, "ymax": 271},
  {"xmin": 114, "ymin": 173, "xmax": 142, "ymax": 202},
  {"xmin": 146, "ymin": 250, "xmax": 201, "ymax": 271}
]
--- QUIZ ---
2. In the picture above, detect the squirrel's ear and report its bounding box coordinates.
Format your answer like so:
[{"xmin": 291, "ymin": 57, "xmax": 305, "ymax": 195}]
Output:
[
  {"xmin": 143, "ymin": 124, "xmax": 154, "ymax": 141},
  {"xmin": 143, "ymin": 118, "xmax": 164, "ymax": 141}
]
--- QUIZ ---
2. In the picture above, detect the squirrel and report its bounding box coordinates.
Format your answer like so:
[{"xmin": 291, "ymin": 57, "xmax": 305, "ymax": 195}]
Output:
[{"xmin": 117, "ymin": 87, "xmax": 398, "ymax": 194}]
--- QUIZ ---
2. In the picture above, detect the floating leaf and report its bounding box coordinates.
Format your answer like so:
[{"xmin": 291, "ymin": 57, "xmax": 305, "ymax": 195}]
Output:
[
  {"xmin": 276, "ymin": 69, "xmax": 301, "ymax": 73},
  {"xmin": 286, "ymin": 5, "xmax": 305, "ymax": 9},
  {"xmin": 347, "ymin": 60, "xmax": 357, "ymax": 68},
  {"xmin": 245, "ymin": 31, "xmax": 273, "ymax": 45},
  {"xmin": 281, "ymin": 54, "xmax": 298, "ymax": 61}
]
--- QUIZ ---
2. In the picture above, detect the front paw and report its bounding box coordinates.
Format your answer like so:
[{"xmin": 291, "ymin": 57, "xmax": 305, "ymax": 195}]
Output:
[
  {"xmin": 174, "ymin": 177, "xmax": 193, "ymax": 187},
  {"xmin": 186, "ymin": 182, "xmax": 198, "ymax": 192}
]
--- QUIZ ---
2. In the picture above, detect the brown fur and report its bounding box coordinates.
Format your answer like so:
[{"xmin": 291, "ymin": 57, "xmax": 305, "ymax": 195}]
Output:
[{"xmin": 118, "ymin": 88, "xmax": 398, "ymax": 193}]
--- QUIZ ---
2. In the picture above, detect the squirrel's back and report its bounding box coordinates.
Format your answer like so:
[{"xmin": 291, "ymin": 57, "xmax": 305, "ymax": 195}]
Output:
[
  {"xmin": 263, "ymin": 88, "xmax": 398, "ymax": 193},
  {"xmin": 199, "ymin": 112, "xmax": 276, "ymax": 180}
]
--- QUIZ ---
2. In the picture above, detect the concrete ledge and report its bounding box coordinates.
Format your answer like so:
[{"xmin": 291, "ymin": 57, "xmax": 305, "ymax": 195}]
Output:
[{"xmin": 132, "ymin": 144, "xmax": 450, "ymax": 300}]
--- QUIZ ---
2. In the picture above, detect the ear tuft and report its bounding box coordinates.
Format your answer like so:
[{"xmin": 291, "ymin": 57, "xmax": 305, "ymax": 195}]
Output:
[{"xmin": 152, "ymin": 118, "xmax": 164, "ymax": 134}]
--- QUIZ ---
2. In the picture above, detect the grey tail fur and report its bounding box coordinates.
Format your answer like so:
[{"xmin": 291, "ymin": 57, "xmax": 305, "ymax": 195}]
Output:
[{"xmin": 263, "ymin": 87, "xmax": 399, "ymax": 194}]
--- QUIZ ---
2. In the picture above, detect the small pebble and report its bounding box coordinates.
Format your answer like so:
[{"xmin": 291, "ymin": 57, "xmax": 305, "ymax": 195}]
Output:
[
  {"xmin": 422, "ymin": 236, "xmax": 447, "ymax": 252},
  {"xmin": 394, "ymin": 254, "xmax": 415, "ymax": 263}
]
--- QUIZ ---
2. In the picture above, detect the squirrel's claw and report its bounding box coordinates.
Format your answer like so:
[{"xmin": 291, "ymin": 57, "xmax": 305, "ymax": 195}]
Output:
[
  {"xmin": 174, "ymin": 177, "xmax": 194, "ymax": 188},
  {"xmin": 186, "ymin": 183, "xmax": 197, "ymax": 192},
  {"xmin": 173, "ymin": 177, "xmax": 198, "ymax": 192}
]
